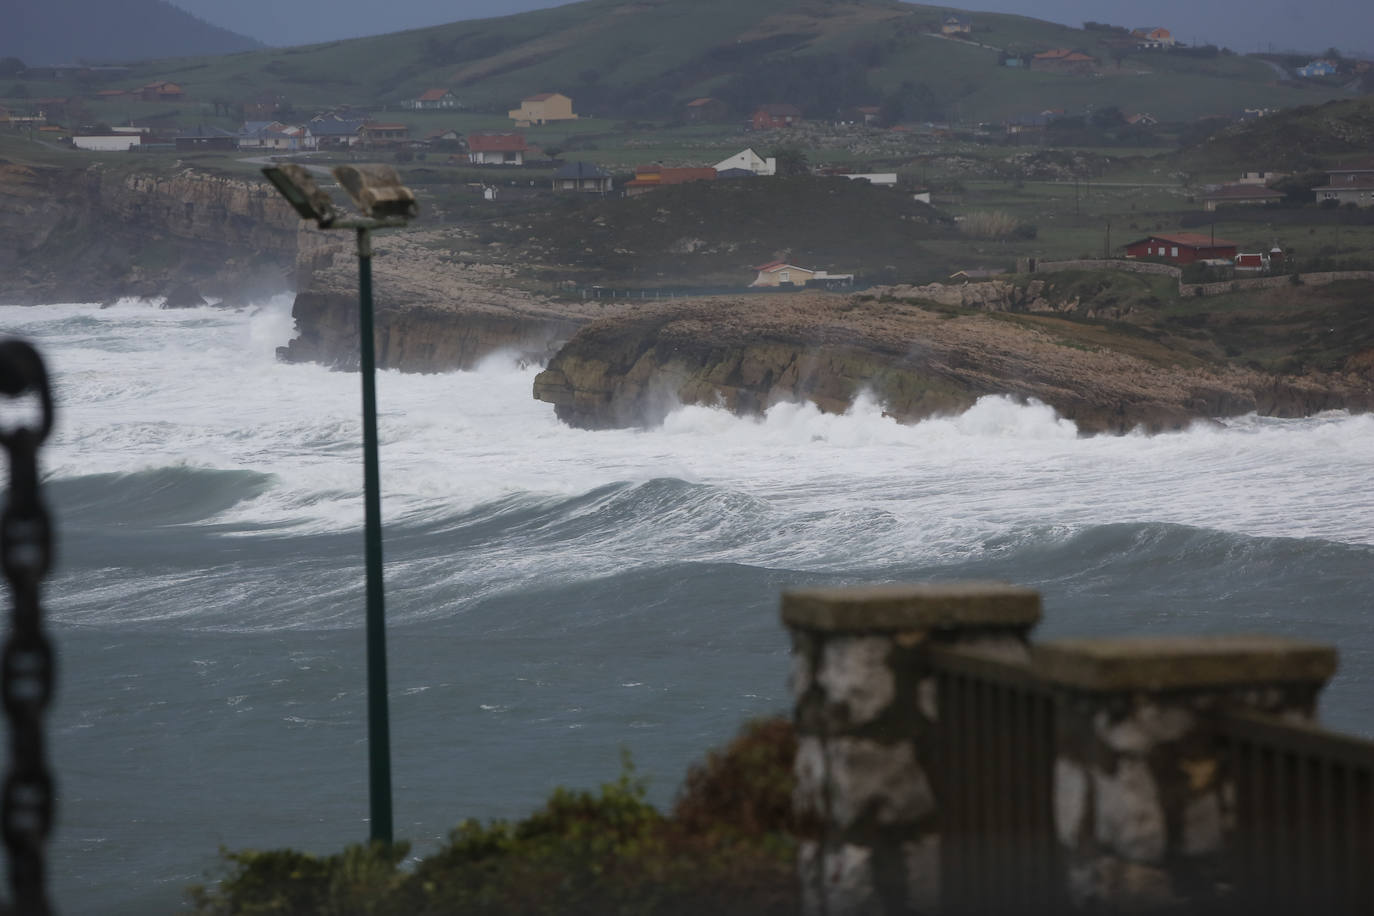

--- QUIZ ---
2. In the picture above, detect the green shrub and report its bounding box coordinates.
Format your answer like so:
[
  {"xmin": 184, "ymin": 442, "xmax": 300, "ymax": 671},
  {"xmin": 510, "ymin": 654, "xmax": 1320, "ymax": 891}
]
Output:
[{"xmin": 190, "ymin": 719, "xmax": 798, "ymax": 916}]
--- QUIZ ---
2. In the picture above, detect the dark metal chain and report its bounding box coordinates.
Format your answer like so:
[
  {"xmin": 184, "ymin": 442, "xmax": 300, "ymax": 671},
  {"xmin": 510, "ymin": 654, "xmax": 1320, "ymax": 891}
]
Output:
[{"xmin": 0, "ymin": 340, "xmax": 56, "ymax": 916}]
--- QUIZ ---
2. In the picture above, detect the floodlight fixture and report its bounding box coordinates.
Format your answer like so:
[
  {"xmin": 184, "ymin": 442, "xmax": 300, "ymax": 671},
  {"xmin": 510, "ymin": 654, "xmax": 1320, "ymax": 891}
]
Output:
[
  {"xmin": 261, "ymin": 163, "xmax": 339, "ymax": 226},
  {"xmin": 331, "ymin": 164, "xmax": 419, "ymax": 221}
]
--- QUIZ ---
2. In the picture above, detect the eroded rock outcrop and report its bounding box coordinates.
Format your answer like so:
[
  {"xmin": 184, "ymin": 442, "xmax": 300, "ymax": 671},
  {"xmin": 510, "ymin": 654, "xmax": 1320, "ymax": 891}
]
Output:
[
  {"xmin": 532, "ymin": 293, "xmax": 1374, "ymax": 435},
  {"xmin": 277, "ymin": 231, "xmax": 636, "ymax": 371}
]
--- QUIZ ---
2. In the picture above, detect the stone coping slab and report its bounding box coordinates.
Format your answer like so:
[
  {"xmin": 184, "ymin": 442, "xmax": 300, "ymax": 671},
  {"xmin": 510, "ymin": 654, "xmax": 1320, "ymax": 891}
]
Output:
[
  {"xmin": 781, "ymin": 583, "xmax": 1041, "ymax": 633},
  {"xmin": 1034, "ymin": 635, "xmax": 1338, "ymax": 693}
]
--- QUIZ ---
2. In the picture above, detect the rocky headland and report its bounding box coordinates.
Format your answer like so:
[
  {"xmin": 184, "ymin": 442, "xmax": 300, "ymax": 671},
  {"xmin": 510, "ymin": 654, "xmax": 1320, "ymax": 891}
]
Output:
[{"xmin": 529, "ymin": 289, "xmax": 1374, "ymax": 435}]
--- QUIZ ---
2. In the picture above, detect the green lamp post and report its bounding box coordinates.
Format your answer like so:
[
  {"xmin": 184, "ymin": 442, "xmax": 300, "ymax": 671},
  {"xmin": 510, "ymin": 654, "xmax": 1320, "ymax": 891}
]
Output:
[{"xmin": 262, "ymin": 162, "xmax": 417, "ymax": 846}]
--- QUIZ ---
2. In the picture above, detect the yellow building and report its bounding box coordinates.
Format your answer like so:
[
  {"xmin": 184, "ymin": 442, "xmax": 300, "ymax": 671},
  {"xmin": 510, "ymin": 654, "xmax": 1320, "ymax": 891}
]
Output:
[{"xmin": 508, "ymin": 92, "xmax": 576, "ymax": 126}]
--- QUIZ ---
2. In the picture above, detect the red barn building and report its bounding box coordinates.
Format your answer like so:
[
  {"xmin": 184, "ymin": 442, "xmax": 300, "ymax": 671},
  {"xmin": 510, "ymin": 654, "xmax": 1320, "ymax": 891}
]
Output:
[{"xmin": 1123, "ymin": 233, "xmax": 1237, "ymax": 265}]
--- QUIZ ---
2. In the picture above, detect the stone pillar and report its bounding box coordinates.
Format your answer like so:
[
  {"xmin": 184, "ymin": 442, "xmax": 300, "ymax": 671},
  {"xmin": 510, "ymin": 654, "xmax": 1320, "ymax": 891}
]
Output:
[
  {"xmin": 1036, "ymin": 635, "xmax": 1337, "ymax": 912},
  {"xmin": 783, "ymin": 583, "xmax": 1042, "ymax": 915}
]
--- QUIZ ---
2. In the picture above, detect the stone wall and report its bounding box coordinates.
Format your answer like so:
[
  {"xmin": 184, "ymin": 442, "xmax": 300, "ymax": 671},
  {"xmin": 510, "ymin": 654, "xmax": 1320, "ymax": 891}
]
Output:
[
  {"xmin": 1033, "ymin": 259, "xmax": 1183, "ymax": 281},
  {"xmin": 781, "ymin": 584, "xmax": 1343, "ymax": 914},
  {"xmin": 1183, "ymin": 270, "xmax": 1374, "ymax": 297}
]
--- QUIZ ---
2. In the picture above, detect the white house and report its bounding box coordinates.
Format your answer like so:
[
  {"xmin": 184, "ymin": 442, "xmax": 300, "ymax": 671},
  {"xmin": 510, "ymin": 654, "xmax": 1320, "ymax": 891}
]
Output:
[
  {"xmin": 713, "ymin": 148, "xmax": 776, "ymax": 177},
  {"xmin": 72, "ymin": 135, "xmax": 141, "ymax": 152}
]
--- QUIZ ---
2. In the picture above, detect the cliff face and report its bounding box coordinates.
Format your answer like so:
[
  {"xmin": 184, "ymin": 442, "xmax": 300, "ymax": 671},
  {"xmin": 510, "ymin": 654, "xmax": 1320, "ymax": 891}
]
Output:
[
  {"xmin": 0, "ymin": 162, "xmax": 321, "ymax": 305},
  {"xmin": 277, "ymin": 290, "xmax": 579, "ymax": 371},
  {"xmin": 276, "ymin": 231, "xmax": 634, "ymax": 372},
  {"xmin": 532, "ymin": 293, "xmax": 1374, "ymax": 435}
]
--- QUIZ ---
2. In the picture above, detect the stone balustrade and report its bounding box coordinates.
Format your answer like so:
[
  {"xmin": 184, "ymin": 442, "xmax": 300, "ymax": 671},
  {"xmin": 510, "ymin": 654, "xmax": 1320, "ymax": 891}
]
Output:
[{"xmin": 781, "ymin": 584, "xmax": 1343, "ymax": 915}]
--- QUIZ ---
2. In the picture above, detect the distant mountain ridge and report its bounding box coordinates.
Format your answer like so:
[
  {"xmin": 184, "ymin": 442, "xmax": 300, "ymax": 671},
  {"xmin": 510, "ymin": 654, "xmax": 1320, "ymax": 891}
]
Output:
[{"xmin": 5, "ymin": 0, "xmax": 262, "ymax": 66}]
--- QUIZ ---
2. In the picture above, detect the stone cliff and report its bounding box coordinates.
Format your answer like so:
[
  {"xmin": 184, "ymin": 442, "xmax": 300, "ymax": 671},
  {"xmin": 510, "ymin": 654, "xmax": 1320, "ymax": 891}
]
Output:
[
  {"xmin": 0, "ymin": 161, "xmax": 326, "ymax": 305},
  {"xmin": 277, "ymin": 230, "xmax": 639, "ymax": 371},
  {"xmin": 531, "ymin": 292, "xmax": 1374, "ymax": 434}
]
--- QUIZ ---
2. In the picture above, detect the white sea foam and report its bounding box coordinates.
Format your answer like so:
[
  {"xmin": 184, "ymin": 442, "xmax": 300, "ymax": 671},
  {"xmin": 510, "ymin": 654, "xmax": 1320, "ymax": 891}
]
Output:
[{"xmin": 10, "ymin": 298, "xmax": 1374, "ymax": 566}]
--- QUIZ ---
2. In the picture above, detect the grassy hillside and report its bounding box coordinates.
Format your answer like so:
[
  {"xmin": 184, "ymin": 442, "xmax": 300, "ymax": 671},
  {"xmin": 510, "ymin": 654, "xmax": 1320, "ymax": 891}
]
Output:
[
  {"xmin": 1179, "ymin": 97, "xmax": 1374, "ymax": 171},
  {"xmin": 26, "ymin": 0, "xmax": 1350, "ymax": 127}
]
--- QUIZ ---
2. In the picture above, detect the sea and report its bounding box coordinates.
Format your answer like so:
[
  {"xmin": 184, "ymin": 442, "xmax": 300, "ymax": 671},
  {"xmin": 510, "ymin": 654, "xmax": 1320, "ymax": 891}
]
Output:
[{"xmin": 0, "ymin": 295, "xmax": 1371, "ymax": 914}]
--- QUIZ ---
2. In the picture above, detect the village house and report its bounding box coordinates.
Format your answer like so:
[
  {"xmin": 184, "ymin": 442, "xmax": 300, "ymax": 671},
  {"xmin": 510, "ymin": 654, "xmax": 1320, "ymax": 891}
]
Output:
[
  {"xmin": 468, "ymin": 132, "xmax": 527, "ymax": 165},
  {"xmin": 508, "ymin": 92, "xmax": 576, "ymax": 126},
  {"xmin": 1202, "ymin": 184, "xmax": 1284, "ymax": 211},
  {"xmin": 942, "ymin": 14, "xmax": 972, "ymax": 35},
  {"xmin": 422, "ymin": 129, "xmax": 466, "ymax": 151},
  {"xmin": 1234, "ymin": 247, "xmax": 1285, "ymax": 273},
  {"xmin": 685, "ymin": 98, "xmax": 728, "ymax": 122},
  {"xmin": 1124, "ymin": 232, "xmax": 1238, "ymax": 265},
  {"xmin": 751, "ymin": 104, "xmax": 803, "ymax": 130},
  {"xmin": 1030, "ymin": 49, "xmax": 1099, "ymax": 74},
  {"xmin": 1238, "ymin": 169, "xmax": 1287, "ymax": 185},
  {"xmin": 173, "ymin": 126, "xmax": 237, "ymax": 151},
  {"xmin": 1130, "ymin": 27, "xmax": 1175, "ymax": 49},
  {"xmin": 624, "ymin": 165, "xmax": 717, "ymax": 196},
  {"xmin": 552, "ymin": 161, "xmax": 614, "ymax": 193},
  {"xmin": 1314, "ymin": 160, "xmax": 1374, "ymax": 206},
  {"xmin": 750, "ymin": 261, "xmax": 854, "ymax": 289},
  {"xmin": 309, "ymin": 117, "xmax": 365, "ymax": 148},
  {"xmin": 403, "ymin": 88, "xmax": 459, "ymax": 110},
  {"xmin": 236, "ymin": 121, "xmax": 277, "ymax": 149},
  {"xmin": 714, "ymin": 148, "xmax": 776, "ymax": 176},
  {"xmin": 71, "ymin": 134, "xmax": 142, "ymax": 152},
  {"xmin": 1297, "ymin": 60, "xmax": 1338, "ymax": 78},
  {"xmin": 360, "ymin": 122, "xmax": 410, "ymax": 145},
  {"xmin": 139, "ymin": 81, "xmax": 184, "ymax": 102},
  {"xmin": 1125, "ymin": 113, "xmax": 1158, "ymax": 127}
]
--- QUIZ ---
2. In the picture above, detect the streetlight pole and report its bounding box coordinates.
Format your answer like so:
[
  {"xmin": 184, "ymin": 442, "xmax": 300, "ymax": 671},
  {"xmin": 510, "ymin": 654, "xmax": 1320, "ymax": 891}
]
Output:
[
  {"xmin": 261, "ymin": 163, "xmax": 415, "ymax": 848},
  {"xmin": 355, "ymin": 225, "xmax": 393, "ymax": 845}
]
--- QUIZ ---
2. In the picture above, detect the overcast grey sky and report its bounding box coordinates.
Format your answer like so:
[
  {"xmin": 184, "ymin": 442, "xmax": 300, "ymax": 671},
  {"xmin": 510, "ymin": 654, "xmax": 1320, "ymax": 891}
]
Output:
[{"xmin": 170, "ymin": 0, "xmax": 1370, "ymax": 57}]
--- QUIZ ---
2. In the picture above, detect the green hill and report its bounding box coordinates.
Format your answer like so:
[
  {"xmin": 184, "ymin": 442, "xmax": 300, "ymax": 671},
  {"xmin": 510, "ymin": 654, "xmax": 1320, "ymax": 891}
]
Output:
[{"xmin": 76, "ymin": 0, "xmax": 1351, "ymax": 124}]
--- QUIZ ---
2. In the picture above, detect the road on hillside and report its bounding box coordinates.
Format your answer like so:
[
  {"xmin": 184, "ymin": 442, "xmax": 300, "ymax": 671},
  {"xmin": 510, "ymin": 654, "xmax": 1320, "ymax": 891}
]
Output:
[{"xmin": 1258, "ymin": 59, "xmax": 1293, "ymax": 82}]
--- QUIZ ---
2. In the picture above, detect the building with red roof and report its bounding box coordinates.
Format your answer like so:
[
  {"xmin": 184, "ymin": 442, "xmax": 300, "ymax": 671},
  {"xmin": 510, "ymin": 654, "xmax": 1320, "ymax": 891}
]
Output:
[
  {"xmin": 403, "ymin": 88, "xmax": 459, "ymax": 110},
  {"xmin": 467, "ymin": 133, "xmax": 527, "ymax": 165},
  {"xmin": 1123, "ymin": 233, "xmax": 1238, "ymax": 264},
  {"xmin": 625, "ymin": 165, "xmax": 717, "ymax": 196}
]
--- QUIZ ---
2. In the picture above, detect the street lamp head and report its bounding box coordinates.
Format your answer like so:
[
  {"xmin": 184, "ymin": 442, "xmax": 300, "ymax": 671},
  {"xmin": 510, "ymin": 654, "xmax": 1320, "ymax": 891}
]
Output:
[
  {"xmin": 261, "ymin": 164, "xmax": 339, "ymax": 226},
  {"xmin": 331, "ymin": 165, "xmax": 419, "ymax": 221}
]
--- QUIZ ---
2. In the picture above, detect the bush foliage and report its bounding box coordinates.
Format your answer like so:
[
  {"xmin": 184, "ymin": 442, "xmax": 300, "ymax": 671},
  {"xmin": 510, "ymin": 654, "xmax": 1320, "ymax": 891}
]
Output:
[{"xmin": 189, "ymin": 718, "xmax": 799, "ymax": 916}]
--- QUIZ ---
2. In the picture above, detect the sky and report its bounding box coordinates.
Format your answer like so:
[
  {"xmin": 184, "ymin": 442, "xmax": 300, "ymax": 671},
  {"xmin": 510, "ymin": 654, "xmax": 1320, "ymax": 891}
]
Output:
[{"xmin": 170, "ymin": 0, "xmax": 1371, "ymax": 57}]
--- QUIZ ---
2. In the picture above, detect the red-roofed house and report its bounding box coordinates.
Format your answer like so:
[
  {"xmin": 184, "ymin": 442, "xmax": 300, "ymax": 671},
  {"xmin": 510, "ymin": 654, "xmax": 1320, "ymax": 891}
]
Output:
[
  {"xmin": 625, "ymin": 165, "xmax": 717, "ymax": 196},
  {"xmin": 139, "ymin": 81, "xmax": 184, "ymax": 101},
  {"xmin": 1030, "ymin": 49, "xmax": 1099, "ymax": 74},
  {"xmin": 1123, "ymin": 233, "xmax": 1238, "ymax": 264},
  {"xmin": 508, "ymin": 92, "xmax": 576, "ymax": 125},
  {"xmin": 403, "ymin": 88, "xmax": 459, "ymax": 110},
  {"xmin": 468, "ymin": 133, "xmax": 527, "ymax": 165}
]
